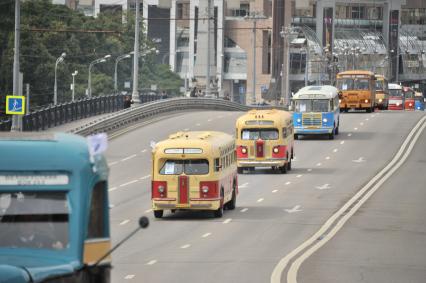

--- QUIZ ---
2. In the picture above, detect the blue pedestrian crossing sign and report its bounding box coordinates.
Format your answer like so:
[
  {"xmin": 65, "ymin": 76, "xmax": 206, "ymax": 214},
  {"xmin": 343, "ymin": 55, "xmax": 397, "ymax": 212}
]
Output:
[{"xmin": 6, "ymin": 95, "xmax": 26, "ymax": 115}]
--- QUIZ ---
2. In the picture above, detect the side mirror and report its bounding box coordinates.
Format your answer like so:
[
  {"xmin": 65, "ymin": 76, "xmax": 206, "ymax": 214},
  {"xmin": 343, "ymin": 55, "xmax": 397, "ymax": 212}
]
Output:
[
  {"xmin": 288, "ymin": 105, "xmax": 293, "ymax": 111},
  {"xmin": 215, "ymin": 165, "xmax": 222, "ymax": 171},
  {"xmin": 338, "ymin": 91, "xmax": 343, "ymax": 99}
]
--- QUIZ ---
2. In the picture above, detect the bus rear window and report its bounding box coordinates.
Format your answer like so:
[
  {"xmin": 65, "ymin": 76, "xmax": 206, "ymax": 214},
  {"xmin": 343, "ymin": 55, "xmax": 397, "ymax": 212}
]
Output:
[
  {"xmin": 160, "ymin": 159, "xmax": 209, "ymax": 175},
  {"xmin": 0, "ymin": 192, "xmax": 69, "ymax": 250},
  {"xmin": 241, "ymin": 129, "xmax": 279, "ymax": 140}
]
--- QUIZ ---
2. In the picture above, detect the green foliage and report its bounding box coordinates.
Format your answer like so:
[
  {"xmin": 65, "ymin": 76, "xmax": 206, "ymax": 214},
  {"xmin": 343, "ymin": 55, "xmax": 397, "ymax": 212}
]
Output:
[{"xmin": 0, "ymin": 0, "xmax": 182, "ymax": 117}]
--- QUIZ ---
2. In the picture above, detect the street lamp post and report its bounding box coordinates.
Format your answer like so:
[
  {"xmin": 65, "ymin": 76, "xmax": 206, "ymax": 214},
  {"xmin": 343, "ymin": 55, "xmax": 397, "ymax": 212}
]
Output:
[
  {"xmin": 280, "ymin": 26, "xmax": 298, "ymax": 107},
  {"xmin": 114, "ymin": 54, "xmax": 131, "ymax": 92},
  {"xmin": 88, "ymin": 54, "xmax": 110, "ymax": 98},
  {"xmin": 54, "ymin": 52, "xmax": 66, "ymax": 105},
  {"xmin": 71, "ymin": 70, "xmax": 78, "ymax": 102},
  {"xmin": 132, "ymin": 0, "xmax": 141, "ymax": 104}
]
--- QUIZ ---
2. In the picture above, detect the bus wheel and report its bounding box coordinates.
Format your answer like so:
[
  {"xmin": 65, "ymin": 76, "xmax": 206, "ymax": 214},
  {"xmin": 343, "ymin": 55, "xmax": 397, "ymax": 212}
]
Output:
[
  {"xmin": 329, "ymin": 132, "xmax": 335, "ymax": 140},
  {"xmin": 237, "ymin": 167, "xmax": 244, "ymax": 174},
  {"xmin": 366, "ymin": 107, "xmax": 372, "ymax": 113},
  {"xmin": 154, "ymin": 210, "xmax": 163, "ymax": 218},
  {"xmin": 227, "ymin": 185, "xmax": 237, "ymax": 210},
  {"xmin": 287, "ymin": 159, "xmax": 292, "ymax": 171},
  {"xmin": 214, "ymin": 189, "xmax": 224, "ymax": 217},
  {"xmin": 294, "ymin": 134, "xmax": 299, "ymax": 140},
  {"xmin": 280, "ymin": 164, "xmax": 287, "ymax": 174},
  {"xmin": 335, "ymin": 126, "xmax": 339, "ymax": 135}
]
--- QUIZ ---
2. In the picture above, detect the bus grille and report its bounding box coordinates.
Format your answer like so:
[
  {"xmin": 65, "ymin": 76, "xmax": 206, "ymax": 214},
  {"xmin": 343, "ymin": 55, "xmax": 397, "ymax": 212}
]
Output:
[{"xmin": 302, "ymin": 113, "xmax": 321, "ymax": 126}]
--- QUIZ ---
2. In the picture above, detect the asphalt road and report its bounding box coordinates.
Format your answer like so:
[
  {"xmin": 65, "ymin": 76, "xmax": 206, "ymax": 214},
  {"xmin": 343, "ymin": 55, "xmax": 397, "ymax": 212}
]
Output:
[{"xmin": 102, "ymin": 109, "xmax": 425, "ymax": 283}]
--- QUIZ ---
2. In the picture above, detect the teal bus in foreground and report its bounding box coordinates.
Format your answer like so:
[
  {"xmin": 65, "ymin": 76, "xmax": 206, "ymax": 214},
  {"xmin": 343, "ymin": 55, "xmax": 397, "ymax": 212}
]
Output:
[
  {"xmin": 0, "ymin": 133, "xmax": 111, "ymax": 283},
  {"xmin": 292, "ymin": 85, "xmax": 340, "ymax": 140}
]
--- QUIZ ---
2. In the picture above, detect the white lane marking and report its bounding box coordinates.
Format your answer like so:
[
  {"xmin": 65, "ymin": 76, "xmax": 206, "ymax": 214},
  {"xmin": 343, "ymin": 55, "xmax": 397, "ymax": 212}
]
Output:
[
  {"xmin": 352, "ymin": 157, "xmax": 366, "ymax": 163},
  {"xmin": 340, "ymin": 141, "xmax": 345, "ymax": 145},
  {"xmin": 285, "ymin": 181, "xmax": 291, "ymax": 185},
  {"xmin": 121, "ymin": 154, "xmax": 137, "ymax": 162},
  {"xmin": 180, "ymin": 244, "xmax": 191, "ymax": 249},
  {"xmin": 108, "ymin": 187, "xmax": 118, "ymax": 192},
  {"xmin": 272, "ymin": 189, "xmax": 278, "ymax": 193},
  {"xmin": 316, "ymin": 184, "xmax": 332, "ymax": 190},
  {"xmin": 141, "ymin": 149, "xmax": 147, "ymax": 153},
  {"xmin": 296, "ymin": 175, "xmax": 303, "ymax": 178},
  {"xmin": 325, "ymin": 156, "xmax": 331, "ymax": 160},
  {"xmin": 109, "ymin": 204, "xmax": 115, "ymax": 209},
  {"xmin": 119, "ymin": 180, "xmax": 139, "ymax": 187},
  {"xmin": 119, "ymin": 219, "xmax": 130, "ymax": 226},
  {"xmin": 285, "ymin": 205, "xmax": 302, "ymax": 213},
  {"xmin": 307, "ymin": 169, "xmax": 312, "ymax": 172},
  {"xmin": 257, "ymin": 198, "xmax": 264, "ymax": 203},
  {"xmin": 239, "ymin": 182, "xmax": 249, "ymax": 189},
  {"xmin": 371, "ymin": 114, "xmax": 376, "ymax": 118},
  {"xmin": 218, "ymin": 115, "xmax": 223, "ymax": 118},
  {"xmin": 365, "ymin": 118, "xmax": 369, "ymax": 121},
  {"xmin": 333, "ymin": 149, "xmax": 338, "ymax": 153},
  {"xmin": 108, "ymin": 161, "xmax": 118, "ymax": 166},
  {"xmin": 145, "ymin": 209, "xmax": 153, "ymax": 213},
  {"xmin": 223, "ymin": 218, "xmax": 232, "ymax": 224},
  {"xmin": 360, "ymin": 122, "xmax": 364, "ymax": 126},
  {"xmin": 184, "ymin": 128, "xmax": 190, "ymax": 131},
  {"xmin": 202, "ymin": 233, "xmax": 212, "ymax": 238},
  {"xmin": 240, "ymin": 208, "xmax": 248, "ymax": 213},
  {"xmin": 281, "ymin": 116, "xmax": 426, "ymax": 283},
  {"xmin": 348, "ymin": 133, "xmax": 352, "ymax": 137},
  {"xmin": 146, "ymin": 260, "xmax": 157, "ymax": 265},
  {"xmin": 207, "ymin": 119, "xmax": 213, "ymax": 122},
  {"xmin": 196, "ymin": 123, "xmax": 201, "ymax": 126},
  {"xmin": 316, "ymin": 163, "xmax": 322, "ymax": 167},
  {"xmin": 140, "ymin": 175, "xmax": 151, "ymax": 180},
  {"xmin": 354, "ymin": 127, "xmax": 358, "ymax": 131},
  {"xmin": 124, "ymin": 275, "xmax": 135, "ymax": 280}
]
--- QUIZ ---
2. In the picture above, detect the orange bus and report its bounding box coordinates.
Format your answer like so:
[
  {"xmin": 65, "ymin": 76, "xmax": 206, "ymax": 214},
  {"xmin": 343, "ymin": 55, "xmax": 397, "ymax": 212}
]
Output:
[
  {"xmin": 235, "ymin": 109, "xmax": 294, "ymax": 174},
  {"xmin": 336, "ymin": 70, "xmax": 376, "ymax": 112},
  {"xmin": 151, "ymin": 131, "xmax": 237, "ymax": 218}
]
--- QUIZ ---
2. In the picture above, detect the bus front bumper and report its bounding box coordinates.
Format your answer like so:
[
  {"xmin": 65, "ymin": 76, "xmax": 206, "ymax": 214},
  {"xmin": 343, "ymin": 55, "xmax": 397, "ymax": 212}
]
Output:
[
  {"xmin": 295, "ymin": 127, "xmax": 333, "ymax": 134},
  {"xmin": 152, "ymin": 198, "xmax": 221, "ymax": 210},
  {"xmin": 237, "ymin": 159, "xmax": 286, "ymax": 168}
]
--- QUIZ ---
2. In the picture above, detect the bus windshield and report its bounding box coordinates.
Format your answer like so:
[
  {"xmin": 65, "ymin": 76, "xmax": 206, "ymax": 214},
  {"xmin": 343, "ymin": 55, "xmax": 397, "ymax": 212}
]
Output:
[
  {"xmin": 241, "ymin": 129, "xmax": 279, "ymax": 140},
  {"xmin": 404, "ymin": 90, "xmax": 415, "ymax": 99},
  {"xmin": 160, "ymin": 159, "xmax": 209, "ymax": 175},
  {"xmin": 294, "ymin": 99, "xmax": 330, "ymax": 112},
  {"xmin": 375, "ymin": 80, "xmax": 384, "ymax": 91},
  {"xmin": 389, "ymin": 89, "xmax": 403, "ymax": 97},
  {"xmin": 337, "ymin": 78, "xmax": 370, "ymax": 90},
  {"xmin": 0, "ymin": 192, "xmax": 69, "ymax": 250}
]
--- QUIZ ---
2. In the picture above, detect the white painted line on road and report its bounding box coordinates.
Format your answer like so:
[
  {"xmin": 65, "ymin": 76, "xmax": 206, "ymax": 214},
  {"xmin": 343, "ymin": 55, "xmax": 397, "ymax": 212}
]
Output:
[
  {"xmin": 108, "ymin": 161, "xmax": 118, "ymax": 166},
  {"xmin": 240, "ymin": 208, "xmax": 248, "ymax": 213},
  {"xmin": 340, "ymin": 141, "xmax": 345, "ymax": 145},
  {"xmin": 296, "ymin": 175, "xmax": 302, "ymax": 178},
  {"xmin": 121, "ymin": 154, "xmax": 137, "ymax": 162},
  {"xmin": 181, "ymin": 244, "xmax": 191, "ymax": 249},
  {"xmin": 184, "ymin": 128, "xmax": 190, "ymax": 131},
  {"xmin": 360, "ymin": 122, "xmax": 364, "ymax": 126},
  {"xmin": 352, "ymin": 157, "xmax": 366, "ymax": 163},
  {"xmin": 272, "ymin": 189, "xmax": 278, "ymax": 193},
  {"xmin": 119, "ymin": 180, "xmax": 139, "ymax": 187},
  {"xmin": 140, "ymin": 149, "xmax": 147, "ymax": 153},
  {"xmin": 202, "ymin": 233, "xmax": 212, "ymax": 238},
  {"xmin": 316, "ymin": 184, "xmax": 332, "ymax": 190},
  {"xmin": 347, "ymin": 133, "xmax": 352, "ymax": 137},
  {"xmin": 196, "ymin": 123, "xmax": 201, "ymax": 126},
  {"xmin": 365, "ymin": 118, "xmax": 369, "ymax": 121},
  {"xmin": 257, "ymin": 198, "xmax": 264, "ymax": 203},
  {"xmin": 146, "ymin": 260, "xmax": 157, "ymax": 265},
  {"xmin": 140, "ymin": 175, "xmax": 151, "ymax": 180},
  {"xmin": 207, "ymin": 119, "xmax": 213, "ymax": 122},
  {"xmin": 108, "ymin": 187, "xmax": 117, "ymax": 192},
  {"xmin": 285, "ymin": 205, "xmax": 302, "ymax": 213},
  {"xmin": 325, "ymin": 156, "xmax": 331, "ymax": 160},
  {"xmin": 307, "ymin": 168, "xmax": 312, "ymax": 172},
  {"xmin": 333, "ymin": 149, "xmax": 338, "ymax": 153},
  {"xmin": 119, "ymin": 219, "xmax": 130, "ymax": 226},
  {"xmin": 354, "ymin": 127, "xmax": 358, "ymax": 131},
  {"xmin": 124, "ymin": 275, "xmax": 135, "ymax": 280},
  {"xmin": 223, "ymin": 218, "xmax": 232, "ymax": 224},
  {"xmin": 316, "ymin": 163, "xmax": 322, "ymax": 166},
  {"xmin": 109, "ymin": 204, "xmax": 115, "ymax": 209},
  {"xmin": 145, "ymin": 209, "xmax": 153, "ymax": 213},
  {"xmin": 239, "ymin": 182, "xmax": 249, "ymax": 189},
  {"xmin": 285, "ymin": 181, "xmax": 291, "ymax": 185},
  {"xmin": 371, "ymin": 114, "xmax": 376, "ymax": 118}
]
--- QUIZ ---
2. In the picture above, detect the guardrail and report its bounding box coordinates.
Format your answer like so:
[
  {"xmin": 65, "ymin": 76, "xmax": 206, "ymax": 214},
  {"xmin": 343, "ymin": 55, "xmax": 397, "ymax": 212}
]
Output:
[
  {"xmin": 72, "ymin": 98, "xmax": 286, "ymax": 136},
  {"xmin": 0, "ymin": 94, "xmax": 164, "ymax": 132}
]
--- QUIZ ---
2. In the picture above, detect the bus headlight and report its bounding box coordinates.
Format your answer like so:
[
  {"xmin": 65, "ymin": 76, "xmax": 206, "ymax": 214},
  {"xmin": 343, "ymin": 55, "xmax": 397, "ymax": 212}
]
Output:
[
  {"xmin": 201, "ymin": 186, "xmax": 209, "ymax": 194},
  {"xmin": 409, "ymin": 103, "xmax": 413, "ymax": 107},
  {"xmin": 297, "ymin": 118, "xmax": 301, "ymax": 123},
  {"xmin": 241, "ymin": 147, "xmax": 247, "ymax": 154},
  {"xmin": 364, "ymin": 99, "xmax": 369, "ymax": 103},
  {"xmin": 273, "ymin": 147, "xmax": 279, "ymax": 154},
  {"xmin": 339, "ymin": 99, "xmax": 342, "ymax": 103},
  {"xmin": 396, "ymin": 102, "xmax": 400, "ymax": 106},
  {"xmin": 323, "ymin": 118, "xmax": 328, "ymax": 123},
  {"xmin": 158, "ymin": 185, "xmax": 165, "ymax": 193},
  {"xmin": 379, "ymin": 99, "xmax": 383, "ymax": 103}
]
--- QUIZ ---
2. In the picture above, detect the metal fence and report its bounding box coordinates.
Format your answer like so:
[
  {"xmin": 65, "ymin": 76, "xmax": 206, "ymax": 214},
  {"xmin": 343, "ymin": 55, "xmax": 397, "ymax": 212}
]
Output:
[{"xmin": 0, "ymin": 94, "xmax": 164, "ymax": 132}]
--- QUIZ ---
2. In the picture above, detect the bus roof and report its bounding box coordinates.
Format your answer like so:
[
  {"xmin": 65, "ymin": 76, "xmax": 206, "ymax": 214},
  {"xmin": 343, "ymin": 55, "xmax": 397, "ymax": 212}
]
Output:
[
  {"xmin": 374, "ymin": 74, "xmax": 387, "ymax": 80},
  {"xmin": 236, "ymin": 109, "xmax": 292, "ymax": 128},
  {"xmin": 154, "ymin": 131, "xmax": 234, "ymax": 157},
  {"xmin": 293, "ymin": 85, "xmax": 339, "ymax": 99},
  {"xmin": 0, "ymin": 132, "xmax": 107, "ymax": 178},
  {"xmin": 337, "ymin": 70, "xmax": 375, "ymax": 77},
  {"xmin": 388, "ymin": 83, "xmax": 402, "ymax": 90}
]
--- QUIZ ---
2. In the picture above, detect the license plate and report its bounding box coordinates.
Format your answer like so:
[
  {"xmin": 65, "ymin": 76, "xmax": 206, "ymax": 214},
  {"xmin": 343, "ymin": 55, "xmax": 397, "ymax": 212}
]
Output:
[{"xmin": 176, "ymin": 204, "xmax": 190, "ymax": 208}]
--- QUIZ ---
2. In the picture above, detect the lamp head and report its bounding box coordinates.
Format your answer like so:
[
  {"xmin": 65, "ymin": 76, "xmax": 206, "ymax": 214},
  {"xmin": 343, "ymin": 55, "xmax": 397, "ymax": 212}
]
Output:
[
  {"xmin": 61, "ymin": 52, "xmax": 66, "ymax": 58},
  {"xmin": 104, "ymin": 54, "xmax": 111, "ymax": 59}
]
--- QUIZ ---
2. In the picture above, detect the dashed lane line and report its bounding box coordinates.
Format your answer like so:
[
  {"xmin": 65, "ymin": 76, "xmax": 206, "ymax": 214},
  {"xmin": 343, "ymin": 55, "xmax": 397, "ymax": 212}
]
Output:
[
  {"xmin": 146, "ymin": 260, "xmax": 157, "ymax": 265},
  {"xmin": 202, "ymin": 233, "xmax": 212, "ymax": 238},
  {"xmin": 140, "ymin": 149, "xmax": 147, "ymax": 153},
  {"xmin": 325, "ymin": 156, "xmax": 331, "ymax": 160},
  {"xmin": 296, "ymin": 175, "xmax": 303, "ymax": 178},
  {"xmin": 347, "ymin": 133, "xmax": 352, "ymax": 137},
  {"xmin": 223, "ymin": 218, "xmax": 232, "ymax": 224},
  {"xmin": 121, "ymin": 154, "xmax": 137, "ymax": 162},
  {"xmin": 240, "ymin": 208, "xmax": 248, "ymax": 213},
  {"xmin": 333, "ymin": 149, "xmax": 338, "ymax": 153},
  {"xmin": 108, "ymin": 187, "xmax": 118, "ymax": 192},
  {"xmin": 354, "ymin": 127, "xmax": 358, "ymax": 131},
  {"xmin": 285, "ymin": 181, "xmax": 291, "ymax": 185},
  {"xmin": 180, "ymin": 244, "xmax": 191, "ymax": 249},
  {"xmin": 124, "ymin": 275, "xmax": 135, "ymax": 280},
  {"xmin": 140, "ymin": 175, "xmax": 151, "ymax": 180},
  {"xmin": 119, "ymin": 180, "xmax": 139, "ymax": 187},
  {"xmin": 272, "ymin": 189, "xmax": 278, "ymax": 193},
  {"xmin": 307, "ymin": 169, "xmax": 312, "ymax": 172},
  {"xmin": 108, "ymin": 161, "xmax": 118, "ymax": 166},
  {"xmin": 257, "ymin": 198, "xmax": 264, "ymax": 203},
  {"xmin": 316, "ymin": 163, "xmax": 322, "ymax": 167},
  {"xmin": 145, "ymin": 209, "xmax": 153, "ymax": 213},
  {"xmin": 119, "ymin": 219, "xmax": 130, "ymax": 226},
  {"xmin": 340, "ymin": 141, "xmax": 345, "ymax": 145}
]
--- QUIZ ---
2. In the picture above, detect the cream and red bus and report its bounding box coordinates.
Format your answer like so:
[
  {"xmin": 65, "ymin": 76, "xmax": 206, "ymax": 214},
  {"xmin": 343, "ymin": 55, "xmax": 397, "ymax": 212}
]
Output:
[
  {"xmin": 374, "ymin": 74, "xmax": 389, "ymax": 110},
  {"xmin": 235, "ymin": 109, "xmax": 294, "ymax": 174},
  {"xmin": 151, "ymin": 131, "xmax": 237, "ymax": 218},
  {"xmin": 336, "ymin": 70, "xmax": 376, "ymax": 112}
]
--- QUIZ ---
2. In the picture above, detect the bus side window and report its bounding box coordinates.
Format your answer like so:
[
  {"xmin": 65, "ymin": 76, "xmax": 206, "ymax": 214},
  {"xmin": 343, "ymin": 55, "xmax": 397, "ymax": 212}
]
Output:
[
  {"xmin": 88, "ymin": 182, "xmax": 107, "ymax": 239},
  {"xmin": 283, "ymin": 128, "xmax": 287, "ymax": 138},
  {"xmin": 215, "ymin": 158, "xmax": 221, "ymax": 172},
  {"xmin": 235, "ymin": 129, "xmax": 238, "ymax": 139}
]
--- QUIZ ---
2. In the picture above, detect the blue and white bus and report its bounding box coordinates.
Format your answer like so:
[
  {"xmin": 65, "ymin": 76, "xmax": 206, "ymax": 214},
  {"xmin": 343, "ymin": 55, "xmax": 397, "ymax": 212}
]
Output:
[{"xmin": 292, "ymin": 85, "xmax": 340, "ymax": 140}]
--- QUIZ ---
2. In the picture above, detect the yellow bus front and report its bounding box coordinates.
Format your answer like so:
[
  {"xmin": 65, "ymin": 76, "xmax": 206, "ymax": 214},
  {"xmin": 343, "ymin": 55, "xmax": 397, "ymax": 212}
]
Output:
[
  {"xmin": 374, "ymin": 76, "xmax": 389, "ymax": 110},
  {"xmin": 337, "ymin": 73, "xmax": 376, "ymax": 112}
]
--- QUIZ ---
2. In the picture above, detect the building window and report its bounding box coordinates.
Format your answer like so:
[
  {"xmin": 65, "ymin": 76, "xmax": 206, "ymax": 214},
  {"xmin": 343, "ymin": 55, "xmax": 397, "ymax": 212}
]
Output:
[
  {"xmin": 351, "ymin": 6, "xmax": 365, "ymax": 19},
  {"xmin": 230, "ymin": 3, "xmax": 249, "ymax": 17}
]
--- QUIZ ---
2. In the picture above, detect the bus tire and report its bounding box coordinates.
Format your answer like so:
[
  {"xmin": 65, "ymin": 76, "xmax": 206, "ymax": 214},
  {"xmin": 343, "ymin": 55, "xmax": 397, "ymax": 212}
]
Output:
[
  {"xmin": 287, "ymin": 159, "xmax": 292, "ymax": 171},
  {"xmin": 227, "ymin": 185, "xmax": 237, "ymax": 210},
  {"xmin": 154, "ymin": 210, "xmax": 163, "ymax": 218},
  {"xmin": 214, "ymin": 189, "xmax": 224, "ymax": 217},
  {"xmin": 294, "ymin": 134, "xmax": 299, "ymax": 140},
  {"xmin": 329, "ymin": 132, "xmax": 335, "ymax": 140},
  {"xmin": 280, "ymin": 164, "xmax": 287, "ymax": 174},
  {"xmin": 335, "ymin": 126, "xmax": 339, "ymax": 135},
  {"xmin": 366, "ymin": 107, "xmax": 372, "ymax": 113},
  {"xmin": 237, "ymin": 167, "xmax": 244, "ymax": 174}
]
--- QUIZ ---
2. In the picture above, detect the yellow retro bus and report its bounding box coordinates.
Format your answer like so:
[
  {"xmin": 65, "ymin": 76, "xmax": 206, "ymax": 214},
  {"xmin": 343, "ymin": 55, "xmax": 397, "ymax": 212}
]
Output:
[
  {"xmin": 374, "ymin": 74, "xmax": 389, "ymax": 110},
  {"xmin": 336, "ymin": 70, "xmax": 376, "ymax": 112},
  {"xmin": 151, "ymin": 131, "xmax": 238, "ymax": 218},
  {"xmin": 235, "ymin": 109, "xmax": 294, "ymax": 174}
]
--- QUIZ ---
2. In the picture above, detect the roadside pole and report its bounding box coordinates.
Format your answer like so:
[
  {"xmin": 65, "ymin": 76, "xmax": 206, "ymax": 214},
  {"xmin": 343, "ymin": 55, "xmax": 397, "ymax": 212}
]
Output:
[{"xmin": 11, "ymin": 0, "xmax": 22, "ymax": 132}]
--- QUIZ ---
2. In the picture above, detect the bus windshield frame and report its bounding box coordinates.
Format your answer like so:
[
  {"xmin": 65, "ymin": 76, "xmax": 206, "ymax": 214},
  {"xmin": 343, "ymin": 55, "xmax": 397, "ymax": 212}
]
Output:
[
  {"xmin": 389, "ymin": 89, "xmax": 403, "ymax": 97},
  {"xmin": 337, "ymin": 77, "xmax": 371, "ymax": 91},
  {"xmin": 294, "ymin": 99, "xmax": 331, "ymax": 113},
  {"xmin": 241, "ymin": 128, "xmax": 279, "ymax": 140},
  {"xmin": 160, "ymin": 159, "xmax": 210, "ymax": 175}
]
